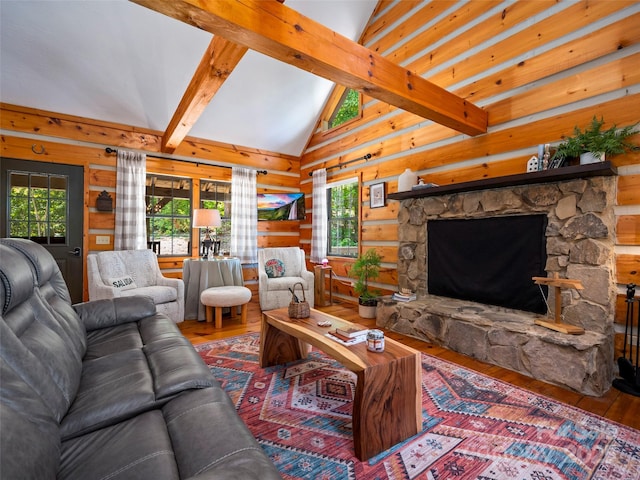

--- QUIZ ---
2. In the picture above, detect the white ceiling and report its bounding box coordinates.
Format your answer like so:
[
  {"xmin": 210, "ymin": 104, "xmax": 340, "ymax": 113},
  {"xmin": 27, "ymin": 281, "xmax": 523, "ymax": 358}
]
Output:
[{"xmin": 0, "ymin": 0, "xmax": 378, "ymax": 156}]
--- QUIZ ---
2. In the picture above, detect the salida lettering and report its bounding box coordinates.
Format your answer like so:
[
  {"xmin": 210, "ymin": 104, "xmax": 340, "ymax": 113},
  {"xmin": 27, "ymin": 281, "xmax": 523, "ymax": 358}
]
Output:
[{"xmin": 113, "ymin": 277, "xmax": 134, "ymax": 288}]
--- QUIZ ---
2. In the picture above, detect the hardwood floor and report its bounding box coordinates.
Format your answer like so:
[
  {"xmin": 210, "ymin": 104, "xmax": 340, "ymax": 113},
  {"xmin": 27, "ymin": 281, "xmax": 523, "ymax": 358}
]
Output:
[{"xmin": 179, "ymin": 301, "xmax": 640, "ymax": 431}]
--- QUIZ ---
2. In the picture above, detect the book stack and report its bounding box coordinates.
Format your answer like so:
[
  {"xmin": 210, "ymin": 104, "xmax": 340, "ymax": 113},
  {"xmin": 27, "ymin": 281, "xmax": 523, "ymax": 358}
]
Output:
[
  {"xmin": 392, "ymin": 291, "xmax": 416, "ymax": 302},
  {"xmin": 325, "ymin": 325, "xmax": 369, "ymax": 345},
  {"xmin": 331, "ymin": 325, "xmax": 368, "ymax": 341},
  {"xmin": 325, "ymin": 332, "xmax": 368, "ymax": 346}
]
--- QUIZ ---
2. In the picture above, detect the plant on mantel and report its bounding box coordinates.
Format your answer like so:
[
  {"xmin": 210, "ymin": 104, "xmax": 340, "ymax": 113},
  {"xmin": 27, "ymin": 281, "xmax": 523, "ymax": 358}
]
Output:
[{"xmin": 552, "ymin": 116, "xmax": 639, "ymax": 165}]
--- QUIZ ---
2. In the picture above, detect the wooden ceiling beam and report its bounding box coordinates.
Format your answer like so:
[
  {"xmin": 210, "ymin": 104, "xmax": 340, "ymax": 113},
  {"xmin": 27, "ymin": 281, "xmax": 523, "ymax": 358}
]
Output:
[
  {"xmin": 132, "ymin": 0, "xmax": 487, "ymax": 137},
  {"xmin": 162, "ymin": 36, "xmax": 247, "ymax": 153}
]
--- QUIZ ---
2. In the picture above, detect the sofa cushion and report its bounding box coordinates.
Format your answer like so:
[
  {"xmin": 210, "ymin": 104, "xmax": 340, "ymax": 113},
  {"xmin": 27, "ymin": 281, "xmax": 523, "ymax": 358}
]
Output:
[
  {"xmin": 74, "ymin": 296, "xmax": 157, "ymax": 331},
  {"xmin": 1, "ymin": 239, "xmax": 87, "ymax": 372},
  {"xmin": 163, "ymin": 388, "xmax": 282, "ymax": 479},
  {"xmin": 0, "ymin": 243, "xmax": 35, "ymax": 315},
  {"xmin": 1, "ymin": 238, "xmax": 71, "ymax": 304},
  {"xmin": 1, "ymin": 359, "xmax": 61, "ymax": 480},
  {"xmin": 84, "ymin": 322, "xmax": 143, "ymax": 359},
  {"xmin": 138, "ymin": 315, "xmax": 187, "ymax": 343},
  {"xmin": 265, "ymin": 276, "xmax": 310, "ymax": 292},
  {"xmin": 60, "ymin": 348, "xmax": 156, "ymax": 440},
  {"xmin": 0, "ymin": 247, "xmax": 83, "ymax": 421},
  {"xmin": 144, "ymin": 337, "xmax": 216, "ymax": 399},
  {"xmin": 59, "ymin": 410, "xmax": 179, "ymax": 479},
  {"xmin": 121, "ymin": 285, "xmax": 177, "ymax": 305}
]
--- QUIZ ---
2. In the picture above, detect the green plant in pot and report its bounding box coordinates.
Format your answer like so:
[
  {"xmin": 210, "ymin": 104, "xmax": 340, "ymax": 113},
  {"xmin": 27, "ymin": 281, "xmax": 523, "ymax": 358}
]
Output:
[
  {"xmin": 350, "ymin": 249, "xmax": 382, "ymax": 319},
  {"xmin": 552, "ymin": 116, "xmax": 638, "ymax": 166}
]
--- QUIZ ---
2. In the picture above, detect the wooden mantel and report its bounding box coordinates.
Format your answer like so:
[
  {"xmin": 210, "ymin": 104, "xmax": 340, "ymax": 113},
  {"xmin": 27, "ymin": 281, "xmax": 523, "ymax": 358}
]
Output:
[{"xmin": 388, "ymin": 162, "xmax": 617, "ymax": 201}]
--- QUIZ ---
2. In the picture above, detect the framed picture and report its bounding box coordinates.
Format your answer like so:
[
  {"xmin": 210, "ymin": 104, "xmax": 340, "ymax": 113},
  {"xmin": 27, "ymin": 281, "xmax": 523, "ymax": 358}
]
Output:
[{"xmin": 370, "ymin": 182, "xmax": 385, "ymax": 208}]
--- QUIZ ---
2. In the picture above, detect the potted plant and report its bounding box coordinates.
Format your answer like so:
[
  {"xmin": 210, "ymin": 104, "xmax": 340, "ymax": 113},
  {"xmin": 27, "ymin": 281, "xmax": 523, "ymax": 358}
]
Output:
[
  {"xmin": 350, "ymin": 249, "xmax": 382, "ymax": 318},
  {"xmin": 552, "ymin": 116, "xmax": 638, "ymax": 165}
]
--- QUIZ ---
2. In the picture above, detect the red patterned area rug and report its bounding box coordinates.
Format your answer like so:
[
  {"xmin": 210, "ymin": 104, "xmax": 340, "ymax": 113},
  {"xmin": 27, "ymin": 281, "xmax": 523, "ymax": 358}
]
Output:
[{"xmin": 195, "ymin": 333, "xmax": 640, "ymax": 480}]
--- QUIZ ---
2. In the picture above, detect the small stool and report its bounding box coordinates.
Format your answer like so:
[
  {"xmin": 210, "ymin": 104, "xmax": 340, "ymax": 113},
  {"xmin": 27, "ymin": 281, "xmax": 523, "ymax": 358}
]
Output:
[{"xmin": 200, "ymin": 286, "xmax": 252, "ymax": 328}]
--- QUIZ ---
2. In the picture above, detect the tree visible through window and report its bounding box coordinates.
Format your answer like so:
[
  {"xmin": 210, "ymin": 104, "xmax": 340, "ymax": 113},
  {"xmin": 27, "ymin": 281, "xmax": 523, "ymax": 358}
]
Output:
[
  {"xmin": 327, "ymin": 180, "xmax": 358, "ymax": 257},
  {"xmin": 145, "ymin": 175, "xmax": 192, "ymax": 256},
  {"xmin": 200, "ymin": 180, "xmax": 231, "ymax": 255},
  {"xmin": 7, "ymin": 171, "xmax": 67, "ymax": 243},
  {"xmin": 329, "ymin": 89, "xmax": 360, "ymax": 129}
]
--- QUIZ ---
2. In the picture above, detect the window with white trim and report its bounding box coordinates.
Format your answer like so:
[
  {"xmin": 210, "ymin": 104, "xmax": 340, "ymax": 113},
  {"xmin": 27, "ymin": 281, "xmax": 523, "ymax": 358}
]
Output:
[{"xmin": 326, "ymin": 177, "xmax": 358, "ymax": 257}]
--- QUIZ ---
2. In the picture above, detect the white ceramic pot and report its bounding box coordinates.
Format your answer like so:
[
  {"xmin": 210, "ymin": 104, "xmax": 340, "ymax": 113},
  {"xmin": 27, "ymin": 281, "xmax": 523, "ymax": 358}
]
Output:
[
  {"xmin": 398, "ymin": 168, "xmax": 416, "ymax": 192},
  {"xmin": 358, "ymin": 304, "xmax": 377, "ymax": 319},
  {"xmin": 580, "ymin": 152, "xmax": 605, "ymax": 165}
]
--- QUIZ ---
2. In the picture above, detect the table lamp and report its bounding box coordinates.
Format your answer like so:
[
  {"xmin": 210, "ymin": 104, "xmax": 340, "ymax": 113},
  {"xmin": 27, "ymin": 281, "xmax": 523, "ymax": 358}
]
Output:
[{"xmin": 193, "ymin": 208, "xmax": 221, "ymax": 258}]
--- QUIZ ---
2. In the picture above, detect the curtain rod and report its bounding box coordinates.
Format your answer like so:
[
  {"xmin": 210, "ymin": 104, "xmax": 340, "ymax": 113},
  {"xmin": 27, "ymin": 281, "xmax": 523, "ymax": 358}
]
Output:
[
  {"xmin": 104, "ymin": 147, "xmax": 267, "ymax": 175},
  {"xmin": 308, "ymin": 153, "xmax": 372, "ymax": 176}
]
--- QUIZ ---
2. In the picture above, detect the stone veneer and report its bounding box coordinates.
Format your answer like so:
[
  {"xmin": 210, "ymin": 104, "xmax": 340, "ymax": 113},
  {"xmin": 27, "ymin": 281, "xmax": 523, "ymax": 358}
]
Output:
[{"xmin": 377, "ymin": 176, "xmax": 617, "ymax": 395}]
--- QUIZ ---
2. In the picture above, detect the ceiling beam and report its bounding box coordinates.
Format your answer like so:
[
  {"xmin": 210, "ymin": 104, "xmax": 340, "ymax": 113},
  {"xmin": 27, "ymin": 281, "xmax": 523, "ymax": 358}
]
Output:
[
  {"xmin": 132, "ymin": 0, "xmax": 487, "ymax": 137},
  {"xmin": 161, "ymin": 0, "xmax": 285, "ymax": 153},
  {"xmin": 162, "ymin": 36, "xmax": 248, "ymax": 153}
]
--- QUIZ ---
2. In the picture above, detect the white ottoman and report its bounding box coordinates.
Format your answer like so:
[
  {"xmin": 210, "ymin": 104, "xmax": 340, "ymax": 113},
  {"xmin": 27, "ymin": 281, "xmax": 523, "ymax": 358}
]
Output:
[{"xmin": 200, "ymin": 286, "xmax": 252, "ymax": 328}]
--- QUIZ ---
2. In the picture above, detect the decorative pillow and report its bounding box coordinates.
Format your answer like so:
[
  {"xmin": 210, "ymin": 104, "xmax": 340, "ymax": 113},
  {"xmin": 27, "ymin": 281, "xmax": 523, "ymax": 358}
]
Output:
[
  {"xmin": 108, "ymin": 275, "xmax": 137, "ymax": 291},
  {"xmin": 264, "ymin": 258, "xmax": 285, "ymax": 278}
]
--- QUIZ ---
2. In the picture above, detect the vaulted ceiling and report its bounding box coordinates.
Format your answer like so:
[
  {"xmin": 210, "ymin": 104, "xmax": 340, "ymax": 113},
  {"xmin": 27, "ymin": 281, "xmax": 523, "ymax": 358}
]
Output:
[
  {"xmin": 0, "ymin": 0, "xmax": 378, "ymax": 156},
  {"xmin": 1, "ymin": 0, "xmax": 486, "ymax": 158}
]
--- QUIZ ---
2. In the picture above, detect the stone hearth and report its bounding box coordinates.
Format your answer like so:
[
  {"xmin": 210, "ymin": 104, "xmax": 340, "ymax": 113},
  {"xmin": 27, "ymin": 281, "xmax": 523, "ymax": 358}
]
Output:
[
  {"xmin": 377, "ymin": 295, "xmax": 611, "ymax": 395},
  {"xmin": 379, "ymin": 175, "xmax": 617, "ymax": 395}
]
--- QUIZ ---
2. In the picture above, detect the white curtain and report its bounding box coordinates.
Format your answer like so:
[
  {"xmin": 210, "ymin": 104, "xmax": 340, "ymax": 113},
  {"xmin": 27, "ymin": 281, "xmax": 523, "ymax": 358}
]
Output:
[
  {"xmin": 310, "ymin": 168, "xmax": 327, "ymax": 263},
  {"xmin": 231, "ymin": 167, "xmax": 257, "ymax": 263},
  {"xmin": 114, "ymin": 150, "xmax": 146, "ymax": 251}
]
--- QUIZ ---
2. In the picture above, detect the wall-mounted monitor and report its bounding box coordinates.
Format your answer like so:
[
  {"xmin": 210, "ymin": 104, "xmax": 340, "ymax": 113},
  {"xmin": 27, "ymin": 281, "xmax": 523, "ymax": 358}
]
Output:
[{"xmin": 257, "ymin": 193, "xmax": 305, "ymax": 221}]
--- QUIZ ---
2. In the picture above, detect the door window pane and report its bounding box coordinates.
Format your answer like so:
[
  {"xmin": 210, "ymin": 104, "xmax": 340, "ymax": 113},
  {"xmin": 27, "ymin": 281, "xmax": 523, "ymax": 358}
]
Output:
[{"xmin": 7, "ymin": 171, "xmax": 68, "ymax": 244}]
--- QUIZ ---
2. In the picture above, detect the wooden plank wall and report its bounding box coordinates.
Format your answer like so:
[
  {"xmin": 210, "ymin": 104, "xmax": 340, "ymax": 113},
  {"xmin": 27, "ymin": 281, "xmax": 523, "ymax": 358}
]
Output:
[
  {"xmin": 0, "ymin": 104, "xmax": 302, "ymax": 301},
  {"xmin": 299, "ymin": 0, "xmax": 640, "ymax": 358}
]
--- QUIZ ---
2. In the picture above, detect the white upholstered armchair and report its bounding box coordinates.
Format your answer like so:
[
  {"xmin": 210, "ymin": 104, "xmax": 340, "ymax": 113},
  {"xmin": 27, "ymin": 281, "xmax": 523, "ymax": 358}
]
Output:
[
  {"xmin": 258, "ymin": 247, "xmax": 314, "ymax": 311},
  {"xmin": 87, "ymin": 249, "xmax": 184, "ymax": 323}
]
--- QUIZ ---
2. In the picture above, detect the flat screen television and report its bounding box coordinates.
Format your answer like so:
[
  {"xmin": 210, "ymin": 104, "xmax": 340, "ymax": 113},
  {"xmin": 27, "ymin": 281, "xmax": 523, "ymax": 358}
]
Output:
[{"xmin": 257, "ymin": 193, "xmax": 305, "ymax": 220}]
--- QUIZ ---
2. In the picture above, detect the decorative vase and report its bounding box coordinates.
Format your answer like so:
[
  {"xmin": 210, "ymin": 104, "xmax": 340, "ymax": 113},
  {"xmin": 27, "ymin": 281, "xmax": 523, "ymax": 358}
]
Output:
[
  {"xmin": 398, "ymin": 168, "xmax": 416, "ymax": 192},
  {"xmin": 580, "ymin": 152, "xmax": 604, "ymax": 165}
]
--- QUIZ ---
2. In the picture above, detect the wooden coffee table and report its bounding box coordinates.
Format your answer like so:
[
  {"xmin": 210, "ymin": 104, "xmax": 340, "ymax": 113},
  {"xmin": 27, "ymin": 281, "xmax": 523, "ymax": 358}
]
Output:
[{"xmin": 260, "ymin": 307, "xmax": 422, "ymax": 460}]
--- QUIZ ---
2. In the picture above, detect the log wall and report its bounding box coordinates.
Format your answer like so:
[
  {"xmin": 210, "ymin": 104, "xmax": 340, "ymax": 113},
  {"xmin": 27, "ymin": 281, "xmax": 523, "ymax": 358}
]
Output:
[
  {"xmin": 299, "ymin": 0, "xmax": 640, "ymax": 360},
  {"xmin": 0, "ymin": 104, "xmax": 301, "ymax": 300}
]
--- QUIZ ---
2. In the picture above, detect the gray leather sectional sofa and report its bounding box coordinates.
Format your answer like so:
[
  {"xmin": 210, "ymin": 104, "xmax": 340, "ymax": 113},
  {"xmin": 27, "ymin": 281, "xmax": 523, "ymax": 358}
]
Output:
[{"xmin": 0, "ymin": 239, "xmax": 282, "ymax": 480}]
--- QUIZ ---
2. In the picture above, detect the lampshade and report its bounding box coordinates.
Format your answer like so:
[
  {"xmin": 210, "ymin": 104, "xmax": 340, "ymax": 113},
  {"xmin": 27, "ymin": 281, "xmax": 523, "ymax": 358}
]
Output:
[{"xmin": 192, "ymin": 209, "xmax": 221, "ymax": 228}]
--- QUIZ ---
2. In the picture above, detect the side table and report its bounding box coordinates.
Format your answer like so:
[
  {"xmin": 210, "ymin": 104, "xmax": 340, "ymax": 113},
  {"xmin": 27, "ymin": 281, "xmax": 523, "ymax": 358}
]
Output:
[
  {"xmin": 314, "ymin": 265, "xmax": 333, "ymax": 307},
  {"xmin": 183, "ymin": 257, "xmax": 244, "ymax": 320}
]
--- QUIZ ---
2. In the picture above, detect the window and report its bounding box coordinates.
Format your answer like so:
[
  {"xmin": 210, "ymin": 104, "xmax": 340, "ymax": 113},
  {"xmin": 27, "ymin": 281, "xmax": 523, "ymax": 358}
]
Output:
[
  {"xmin": 145, "ymin": 174, "xmax": 192, "ymax": 256},
  {"xmin": 200, "ymin": 180, "xmax": 231, "ymax": 255},
  {"xmin": 328, "ymin": 88, "xmax": 361, "ymax": 129},
  {"xmin": 327, "ymin": 178, "xmax": 358, "ymax": 257},
  {"xmin": 7, "ymin": 171, "xmax": 68, "ymax": 243}
]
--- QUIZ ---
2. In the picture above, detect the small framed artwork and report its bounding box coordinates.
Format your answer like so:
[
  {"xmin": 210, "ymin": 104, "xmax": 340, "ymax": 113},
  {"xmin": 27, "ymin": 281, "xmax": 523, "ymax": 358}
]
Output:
[{"xmin": 370, "ymin": 182, "xmax": 385, "ymax": 208}]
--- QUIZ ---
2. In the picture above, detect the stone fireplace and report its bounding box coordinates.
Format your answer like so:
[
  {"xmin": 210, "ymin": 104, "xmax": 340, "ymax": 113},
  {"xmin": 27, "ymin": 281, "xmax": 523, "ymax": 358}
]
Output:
[
  {"xmin": 378, "ymin": 173, "xmax": 618, "ymax": 395},
  {"xmin": 427, "ymin": 214, "xmax": 549, "ymax": 314}
]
